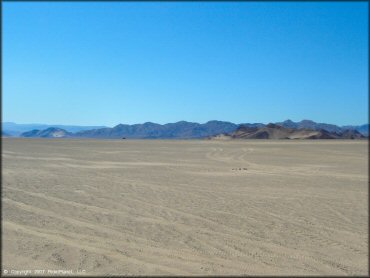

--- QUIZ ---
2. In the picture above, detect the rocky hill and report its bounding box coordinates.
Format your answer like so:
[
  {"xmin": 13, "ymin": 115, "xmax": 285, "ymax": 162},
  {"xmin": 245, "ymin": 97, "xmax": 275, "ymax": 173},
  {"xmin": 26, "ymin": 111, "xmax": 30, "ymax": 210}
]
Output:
[
  {"xmin": 21, "ymin": 127, "xmax": 72, "ymax": 138},
  {"xmin": 276, "ymin": 119, "xmax": 368, "ymax": 136},
  {"xmin": 209, "ymin": 124, "xmax": 366, "ymax": 140}
]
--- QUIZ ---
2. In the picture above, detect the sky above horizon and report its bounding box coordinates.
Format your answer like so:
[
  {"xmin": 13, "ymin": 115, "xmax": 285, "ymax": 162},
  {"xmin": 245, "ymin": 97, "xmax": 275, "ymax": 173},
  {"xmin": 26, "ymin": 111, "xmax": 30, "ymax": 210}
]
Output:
[{"xmin": 3, "ymin": 2, "xmax": 369, "ymax": 126}]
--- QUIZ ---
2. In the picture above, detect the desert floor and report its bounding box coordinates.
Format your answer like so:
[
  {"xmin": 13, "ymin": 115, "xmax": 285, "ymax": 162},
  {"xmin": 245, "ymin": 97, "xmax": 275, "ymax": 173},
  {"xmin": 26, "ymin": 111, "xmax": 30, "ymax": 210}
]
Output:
[{"xmin": 2, "ymin": 138, "xmax": 368, "ymax": 275}]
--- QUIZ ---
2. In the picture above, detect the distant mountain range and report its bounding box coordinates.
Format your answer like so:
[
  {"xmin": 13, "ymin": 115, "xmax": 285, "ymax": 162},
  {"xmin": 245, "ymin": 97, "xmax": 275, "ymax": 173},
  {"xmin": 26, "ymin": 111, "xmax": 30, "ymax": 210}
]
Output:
[
  {"xmin": 72, "ymin": 121, "xmax": 238, "ymax": 139},
  {"xmin": 276, "ymin": 119, "xmax": 369, "ymax": 135},
  {"xmin": 2, "ymin": 119, "xmax": 368, "ymax": 139},
  {"xmin": 2, "ymin": 122, "xmax": 107, "ymax": 136},
  {"xmin": 209, "ymin": 123, "xmax": 366, "ymax": 140}
]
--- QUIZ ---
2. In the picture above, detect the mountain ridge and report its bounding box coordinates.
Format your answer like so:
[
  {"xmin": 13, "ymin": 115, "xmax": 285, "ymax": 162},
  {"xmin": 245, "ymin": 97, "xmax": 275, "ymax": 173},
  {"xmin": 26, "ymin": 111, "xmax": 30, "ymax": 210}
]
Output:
[
  {"xmin": 73, "ymin": 120, "xmax": 238, "ymax": 139},
  {"xmin": 209, "ymin": 124, "xmax": 366, "ymax": 140},
  {"xmin": 10, "ymin": 119, "xmax": 369, "ymax": 139},
  {"xmin": 2, "ymin": 122, "xmax": 107, "ymax": 136}
]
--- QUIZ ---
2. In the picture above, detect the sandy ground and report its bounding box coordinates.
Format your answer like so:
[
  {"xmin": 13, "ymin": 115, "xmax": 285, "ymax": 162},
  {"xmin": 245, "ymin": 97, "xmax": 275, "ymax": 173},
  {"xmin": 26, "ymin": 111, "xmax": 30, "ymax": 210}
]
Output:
[{"xmin": 2, "ymin": 138, "xmax": 368, "ymax": 275}]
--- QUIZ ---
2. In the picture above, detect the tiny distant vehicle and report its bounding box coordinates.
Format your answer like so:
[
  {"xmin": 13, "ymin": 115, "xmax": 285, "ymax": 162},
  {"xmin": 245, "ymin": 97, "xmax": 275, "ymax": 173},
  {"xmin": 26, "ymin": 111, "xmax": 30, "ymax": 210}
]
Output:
[{"xmin": 122, "ymin": 137, "xmax": 126, "ymax": 139}]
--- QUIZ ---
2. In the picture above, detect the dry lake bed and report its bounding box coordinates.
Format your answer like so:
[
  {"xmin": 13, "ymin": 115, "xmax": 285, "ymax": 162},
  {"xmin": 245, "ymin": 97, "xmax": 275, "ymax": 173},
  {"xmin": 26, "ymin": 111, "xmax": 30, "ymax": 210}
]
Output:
[{"xmin": 2, "ymin": 138, "xmax": 368, "ymax": 275}]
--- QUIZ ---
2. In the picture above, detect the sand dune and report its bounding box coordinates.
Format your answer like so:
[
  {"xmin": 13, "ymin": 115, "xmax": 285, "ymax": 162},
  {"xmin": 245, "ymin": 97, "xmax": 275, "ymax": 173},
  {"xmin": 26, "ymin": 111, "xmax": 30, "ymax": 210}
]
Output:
[{"xmin": 2, "ymin": 138, "xmax": 368, "ymax": 275}]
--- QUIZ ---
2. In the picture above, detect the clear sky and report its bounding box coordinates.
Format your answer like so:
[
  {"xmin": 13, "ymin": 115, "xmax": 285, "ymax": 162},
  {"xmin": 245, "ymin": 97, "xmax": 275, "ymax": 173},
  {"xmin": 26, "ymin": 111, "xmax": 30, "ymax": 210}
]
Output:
[{"xmin": 3, "ymin": 2, "xmax": 368, "ymax": 126}]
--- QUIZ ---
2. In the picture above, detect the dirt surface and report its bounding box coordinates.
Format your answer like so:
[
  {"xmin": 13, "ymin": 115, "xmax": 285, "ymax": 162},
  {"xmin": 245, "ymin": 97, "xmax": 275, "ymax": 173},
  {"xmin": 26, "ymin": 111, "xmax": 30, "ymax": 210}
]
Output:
[{"xmin": 2, "ymin": 138, "xmax": 368, "ymax": 275}]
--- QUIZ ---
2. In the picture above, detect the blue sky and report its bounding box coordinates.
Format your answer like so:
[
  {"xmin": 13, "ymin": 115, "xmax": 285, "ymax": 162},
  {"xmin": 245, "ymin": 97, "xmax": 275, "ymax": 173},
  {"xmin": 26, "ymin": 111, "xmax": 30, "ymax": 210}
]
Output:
[{"xmin": 3, "ymin": 2, "xmax": 368, "ymax": 126}]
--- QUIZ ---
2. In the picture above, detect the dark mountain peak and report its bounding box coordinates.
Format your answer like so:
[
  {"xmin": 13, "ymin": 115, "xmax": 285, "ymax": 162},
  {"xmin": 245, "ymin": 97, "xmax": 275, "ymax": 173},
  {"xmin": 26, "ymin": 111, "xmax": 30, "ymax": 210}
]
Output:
[
  {"xmin": 266, "ymin": 123, "xmax": 279, "ymax": 128},
  {"xmin": 206, "ymin": 120, "xmax": 222, "ymax": 124},
  {"xmin": 206, "ymin": 120, "xmax": 232, "ymax": 124},
  {"xmin": 44, "ymin": 127, "xmax": 63, "ymax": 132},
  {"xmin": 173, "ymin": 120, "xmax": 190, "ymax": 124},
  {"xmin": 142, "ymin": 122, "xmax": 160, "ymax": 126},
  {"xmin": 277, "ymin": 119, "xmax": 298, "ymax": 129},
  {"xmin": 164, "ymin": 121, "xmax": 197, "ymax": 127},
  {"xmin": 300, "ymin": 119, "xmax": 316, "ymax": 124},
  {"xmin": 21, "ymin": 129, "xmax": 41, "ymax": 137},
  {"xmin": 238, "ymin": 123, "xmax": 266, "ymax": 129},
  {"xmin": 237, "ymin": 125, "xmax": 259, "ymax": 133},
  {"xmin": 204, "ymin": 120, "xmax": 237, "ymax": 129}
]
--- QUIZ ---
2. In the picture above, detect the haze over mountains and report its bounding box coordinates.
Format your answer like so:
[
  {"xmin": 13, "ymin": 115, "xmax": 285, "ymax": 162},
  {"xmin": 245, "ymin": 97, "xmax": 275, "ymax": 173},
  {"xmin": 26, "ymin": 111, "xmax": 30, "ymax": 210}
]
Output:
[{"xmin": 2, "ymin": 119, "xmax": 368, "ymax": 139}]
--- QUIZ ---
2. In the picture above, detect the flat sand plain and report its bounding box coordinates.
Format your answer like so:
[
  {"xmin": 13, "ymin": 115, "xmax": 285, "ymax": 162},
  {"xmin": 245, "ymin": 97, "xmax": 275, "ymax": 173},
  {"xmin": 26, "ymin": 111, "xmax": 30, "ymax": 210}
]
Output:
[{"xmin": 2, "ymin": 138, "xmax": 368, "ymax": 275}]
